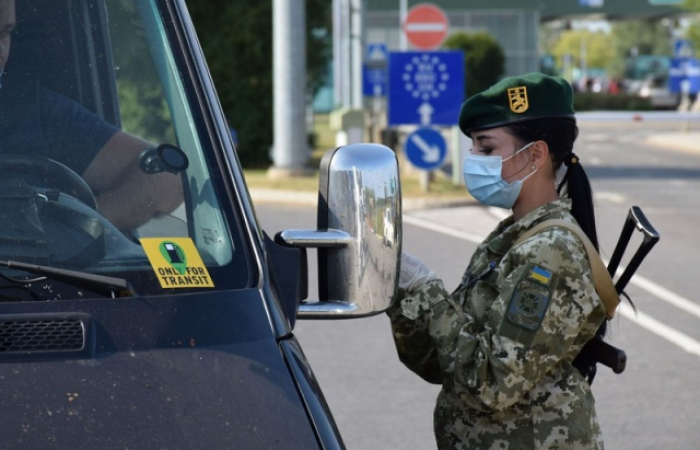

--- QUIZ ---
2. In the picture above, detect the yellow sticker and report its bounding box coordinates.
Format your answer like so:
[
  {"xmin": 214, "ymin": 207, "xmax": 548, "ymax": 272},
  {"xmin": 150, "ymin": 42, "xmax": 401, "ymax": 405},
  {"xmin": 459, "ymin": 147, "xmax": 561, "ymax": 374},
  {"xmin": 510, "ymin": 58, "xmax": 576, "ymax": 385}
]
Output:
[{"xmin": 140, "ymin": 237, "xmax": 215, "ymax": 288}]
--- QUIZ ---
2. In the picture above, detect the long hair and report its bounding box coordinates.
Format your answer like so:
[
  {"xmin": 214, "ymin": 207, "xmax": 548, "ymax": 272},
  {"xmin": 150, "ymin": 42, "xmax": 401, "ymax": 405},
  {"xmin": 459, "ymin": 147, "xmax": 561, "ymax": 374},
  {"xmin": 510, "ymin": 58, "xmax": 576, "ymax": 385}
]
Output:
[{"xmin": 504, "ymin": 117, "xmax": 599, "ymax": 251}]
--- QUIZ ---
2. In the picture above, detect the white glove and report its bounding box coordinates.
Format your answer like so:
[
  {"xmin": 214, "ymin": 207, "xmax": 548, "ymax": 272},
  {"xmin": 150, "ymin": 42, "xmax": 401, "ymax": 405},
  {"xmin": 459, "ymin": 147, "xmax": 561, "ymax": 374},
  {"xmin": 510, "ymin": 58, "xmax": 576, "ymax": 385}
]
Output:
[{"xmin": 399, "ymin": 252, "xmax": 436, "ymax": 292}]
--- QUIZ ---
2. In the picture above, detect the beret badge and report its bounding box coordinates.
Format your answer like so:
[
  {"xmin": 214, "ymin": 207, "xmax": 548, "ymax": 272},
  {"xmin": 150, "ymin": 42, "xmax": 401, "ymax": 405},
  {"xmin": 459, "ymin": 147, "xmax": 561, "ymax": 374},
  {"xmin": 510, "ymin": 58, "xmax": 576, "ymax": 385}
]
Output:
[{"xmin": 508, "ymin": 86, "xmax": 529, "ymax": 114}]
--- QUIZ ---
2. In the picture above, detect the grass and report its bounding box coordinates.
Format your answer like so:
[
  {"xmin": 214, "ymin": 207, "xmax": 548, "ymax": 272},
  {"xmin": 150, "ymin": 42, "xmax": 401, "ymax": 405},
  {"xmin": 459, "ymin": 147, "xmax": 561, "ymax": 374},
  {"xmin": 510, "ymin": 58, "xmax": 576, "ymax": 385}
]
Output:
[{"xmin": 242, "ymin": 113, "xmax": 471, "ymax": 198}]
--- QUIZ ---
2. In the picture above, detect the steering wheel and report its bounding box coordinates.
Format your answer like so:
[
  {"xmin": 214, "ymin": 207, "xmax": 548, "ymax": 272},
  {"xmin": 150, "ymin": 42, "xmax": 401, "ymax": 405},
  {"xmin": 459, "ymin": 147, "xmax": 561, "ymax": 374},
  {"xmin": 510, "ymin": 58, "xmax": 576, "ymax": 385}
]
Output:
[{"xmin": 0, "ymin": 154, "xmax": 97, "ymax": 209}]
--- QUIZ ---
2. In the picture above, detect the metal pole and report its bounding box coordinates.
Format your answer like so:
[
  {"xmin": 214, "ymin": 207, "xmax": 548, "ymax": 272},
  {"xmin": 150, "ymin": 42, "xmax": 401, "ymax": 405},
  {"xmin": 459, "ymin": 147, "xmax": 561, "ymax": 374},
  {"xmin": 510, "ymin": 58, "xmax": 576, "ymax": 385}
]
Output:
[
  {"xmin": 340, "ymin": 0, "xmax": 352, "ymax": 107},
  {"xmin": 332, "ymin": 0, "xmax": 342, "ymax": 108},
  {"xmin": 452, "ymin": 126, "xmax": 461, "ymax": 186},
  {"xmin": 350, "ymin": 0, "xmax": 364, "ymax": 109},
  {"xmin": 272, "ymin": 0, "xmax": 308, "ymax": 174},
  {"xmin": 399, "ymin": 0, "xmax": 407, "ymax": 51}
]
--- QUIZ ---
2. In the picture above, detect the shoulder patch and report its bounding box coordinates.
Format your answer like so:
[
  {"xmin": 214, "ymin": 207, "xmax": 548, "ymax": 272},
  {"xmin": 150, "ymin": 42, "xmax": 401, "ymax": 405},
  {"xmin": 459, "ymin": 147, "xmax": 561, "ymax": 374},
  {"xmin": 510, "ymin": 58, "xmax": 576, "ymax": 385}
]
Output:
[{"xmin": 506, "ymin": 276, "xmax": 552, "ymax": 332}]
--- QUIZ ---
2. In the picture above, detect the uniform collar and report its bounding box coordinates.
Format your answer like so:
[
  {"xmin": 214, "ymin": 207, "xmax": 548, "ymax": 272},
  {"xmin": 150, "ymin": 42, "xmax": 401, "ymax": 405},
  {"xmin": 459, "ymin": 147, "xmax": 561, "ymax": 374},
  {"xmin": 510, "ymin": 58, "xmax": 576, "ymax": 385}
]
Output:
[{"xmin": 485, "ymin": 198, "xmax": 573, "ymax": 255}]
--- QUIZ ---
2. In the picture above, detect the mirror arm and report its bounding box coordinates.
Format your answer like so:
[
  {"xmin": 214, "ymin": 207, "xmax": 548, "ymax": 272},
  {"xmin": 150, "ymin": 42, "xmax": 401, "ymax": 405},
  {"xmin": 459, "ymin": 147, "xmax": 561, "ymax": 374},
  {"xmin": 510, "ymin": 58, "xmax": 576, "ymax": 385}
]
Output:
[
  {"xmin": 276, "ymin": 229, "xmax": 373, "ymax": 318},
  {"xmin": 276, "ymin": 229, "xmax": 354, "ymax": 248},
  {"xmin": 297, "ymin": 301, "xmax": 359, "ymax": 318}
]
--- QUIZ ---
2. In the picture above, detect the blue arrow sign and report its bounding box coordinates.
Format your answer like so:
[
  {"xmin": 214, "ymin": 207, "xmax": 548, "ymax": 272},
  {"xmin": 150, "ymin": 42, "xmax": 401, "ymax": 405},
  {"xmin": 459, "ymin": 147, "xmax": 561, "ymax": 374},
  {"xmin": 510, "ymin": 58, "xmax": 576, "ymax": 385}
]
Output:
[
  {"xmin": 404, "ymin": 127, "xmax": 447, "ymax": 170},
  {"xmin": 388, "ymin": 51, "xmax": 464, "ymax": 126}
]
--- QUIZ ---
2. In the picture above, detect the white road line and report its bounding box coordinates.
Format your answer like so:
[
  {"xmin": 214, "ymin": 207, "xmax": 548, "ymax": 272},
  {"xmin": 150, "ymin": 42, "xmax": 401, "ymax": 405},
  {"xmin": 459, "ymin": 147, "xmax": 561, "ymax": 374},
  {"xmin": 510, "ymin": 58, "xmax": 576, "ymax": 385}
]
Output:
[
  {"xmin": 618, "ymin": 303, "xmax": 700, "ymax": 356},
  {"xmin": 405, "ymin": 212, "xmax": 700, "ymax": 356},
  {"xmin": 403, "ymin": 214, "xmax": 485, "ymax": 244},
  {"xmin": 625, "ymin": 273, "xmax": 700, "ymax": 320}
]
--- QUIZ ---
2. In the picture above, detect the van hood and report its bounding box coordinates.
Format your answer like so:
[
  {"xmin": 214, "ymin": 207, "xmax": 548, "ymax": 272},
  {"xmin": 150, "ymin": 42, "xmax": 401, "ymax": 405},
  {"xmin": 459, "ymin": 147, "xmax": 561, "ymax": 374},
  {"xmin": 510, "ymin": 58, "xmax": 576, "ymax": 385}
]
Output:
[{"xmin": 0, "ymin": 290, "xmax": 319, "ymax": 449}]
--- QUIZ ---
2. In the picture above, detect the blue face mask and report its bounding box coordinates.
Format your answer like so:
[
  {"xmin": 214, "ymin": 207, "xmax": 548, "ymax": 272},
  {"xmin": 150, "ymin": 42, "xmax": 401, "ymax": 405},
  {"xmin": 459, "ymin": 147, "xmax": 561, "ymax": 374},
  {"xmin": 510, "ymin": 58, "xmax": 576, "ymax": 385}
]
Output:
[{"xmin": 462, "ymin": 142, "xmax": 536, "ymax": 209}]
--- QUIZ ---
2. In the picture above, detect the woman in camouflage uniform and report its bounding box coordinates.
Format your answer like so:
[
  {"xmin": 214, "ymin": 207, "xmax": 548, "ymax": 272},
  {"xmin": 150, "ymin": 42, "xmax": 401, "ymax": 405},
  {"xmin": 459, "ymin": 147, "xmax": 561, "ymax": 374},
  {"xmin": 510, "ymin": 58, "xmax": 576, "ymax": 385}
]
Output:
[{"xmin": 388, "ymin": 73, "xmax": 608, "ymax": 449}]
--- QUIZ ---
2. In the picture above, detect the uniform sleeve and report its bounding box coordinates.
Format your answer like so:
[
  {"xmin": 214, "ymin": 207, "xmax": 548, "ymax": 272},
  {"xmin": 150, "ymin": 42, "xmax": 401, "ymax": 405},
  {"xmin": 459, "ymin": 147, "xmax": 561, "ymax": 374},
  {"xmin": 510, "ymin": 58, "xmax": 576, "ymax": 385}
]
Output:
[
  {"xmin": 386, "ymin": 280, "xmax": 452, "ymax": 384},
  {"xmin": 38, "ymin": 86, "xmax": 120, "ymax": 175},
  {"xmin": 431, "ymin": 228, "xmax": 607, "ymax": 412}
]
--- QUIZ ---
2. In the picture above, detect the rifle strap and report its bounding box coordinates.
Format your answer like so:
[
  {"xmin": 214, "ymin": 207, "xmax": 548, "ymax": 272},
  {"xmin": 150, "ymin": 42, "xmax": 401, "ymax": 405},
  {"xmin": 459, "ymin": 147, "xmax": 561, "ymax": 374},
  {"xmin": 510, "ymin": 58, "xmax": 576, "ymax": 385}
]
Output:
[{"xmin": 513, "ymin": 219, "xmax": 619, "ymax": 319}]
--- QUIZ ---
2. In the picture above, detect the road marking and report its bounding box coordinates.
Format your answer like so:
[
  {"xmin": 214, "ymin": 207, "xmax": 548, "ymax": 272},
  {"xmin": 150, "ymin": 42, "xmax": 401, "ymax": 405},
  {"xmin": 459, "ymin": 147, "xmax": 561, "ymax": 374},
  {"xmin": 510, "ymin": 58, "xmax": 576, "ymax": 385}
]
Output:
[
  {"xmin": 403, "ymin": 215, "xmax": 485, "ymax": 243},
  {"xmin": 626, "ymin": 273, "xmax": 700, "ymax": 320},
  {"xmin": 618, "ymin": 303, "xmax": 700, "ymax": 356},
  {"xmin": 405, "ymin": 211, "xmax": 700, "ymax": 357}
]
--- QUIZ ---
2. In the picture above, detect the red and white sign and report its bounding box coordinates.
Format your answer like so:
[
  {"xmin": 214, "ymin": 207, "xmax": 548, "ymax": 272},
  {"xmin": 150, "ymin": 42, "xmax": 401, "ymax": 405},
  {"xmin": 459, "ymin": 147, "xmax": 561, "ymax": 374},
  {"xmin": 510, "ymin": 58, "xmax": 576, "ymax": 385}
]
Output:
[{"xmin": 403, "ymin": 3, "xmax": 449, "ymax": 50}]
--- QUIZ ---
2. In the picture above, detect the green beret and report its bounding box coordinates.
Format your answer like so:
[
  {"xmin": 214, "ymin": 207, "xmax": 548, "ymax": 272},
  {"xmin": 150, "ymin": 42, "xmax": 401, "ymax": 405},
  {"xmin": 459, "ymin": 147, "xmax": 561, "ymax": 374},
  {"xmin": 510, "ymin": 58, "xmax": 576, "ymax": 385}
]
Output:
[{"xmin": 459, "ymin": 72, "xmax": 575, "ymax": 136}]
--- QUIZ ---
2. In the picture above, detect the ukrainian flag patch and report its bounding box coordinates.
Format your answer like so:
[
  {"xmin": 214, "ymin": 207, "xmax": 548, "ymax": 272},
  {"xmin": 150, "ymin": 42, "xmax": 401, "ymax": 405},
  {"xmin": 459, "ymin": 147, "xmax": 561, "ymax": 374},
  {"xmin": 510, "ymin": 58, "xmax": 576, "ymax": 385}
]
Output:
[{"xmin": 529, "ymin": 265, "xmax": 552, "ymax": 285}]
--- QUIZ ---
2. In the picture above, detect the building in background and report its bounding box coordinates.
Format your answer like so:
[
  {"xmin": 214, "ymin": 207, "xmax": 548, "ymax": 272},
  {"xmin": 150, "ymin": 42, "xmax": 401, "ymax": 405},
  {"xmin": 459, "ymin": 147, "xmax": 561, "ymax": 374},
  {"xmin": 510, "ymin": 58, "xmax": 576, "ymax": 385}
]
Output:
[{"xmin": 314, "ymin": 0, "xmax": 685, "ymax": 112}]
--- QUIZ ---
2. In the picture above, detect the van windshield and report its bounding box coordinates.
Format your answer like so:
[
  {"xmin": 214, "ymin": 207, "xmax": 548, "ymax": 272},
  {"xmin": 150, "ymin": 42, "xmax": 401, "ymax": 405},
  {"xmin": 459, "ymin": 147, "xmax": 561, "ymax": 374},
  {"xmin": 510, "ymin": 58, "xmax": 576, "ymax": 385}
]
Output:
[{"xmin": 0, "ymin": 0, "xmax": 251, "ymax": 300}]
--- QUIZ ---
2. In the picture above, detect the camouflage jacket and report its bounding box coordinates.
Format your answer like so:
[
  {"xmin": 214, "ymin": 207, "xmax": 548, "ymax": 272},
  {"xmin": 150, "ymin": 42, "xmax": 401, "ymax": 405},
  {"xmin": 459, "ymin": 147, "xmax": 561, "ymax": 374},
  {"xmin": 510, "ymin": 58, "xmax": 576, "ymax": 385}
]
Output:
[{"xmin": 388, "ymin": 199, "xmax": 608, "ymax": 449}]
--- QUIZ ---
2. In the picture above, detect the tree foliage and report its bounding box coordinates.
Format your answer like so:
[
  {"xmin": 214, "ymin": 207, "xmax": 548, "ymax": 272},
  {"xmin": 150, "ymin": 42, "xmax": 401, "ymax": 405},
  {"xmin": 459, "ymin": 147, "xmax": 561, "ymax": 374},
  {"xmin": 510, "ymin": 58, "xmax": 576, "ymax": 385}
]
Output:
[
  {"xmin": 443, "ymin": 31, "xmax": 505, "ymax": 98},
  {"xmin": 187, "ymin": 0, "xmax": 331, "ymax": 167},
  {"xmin": 540, "ymin": 21, "xmax": 674, "ymax": 78},
  {"xmin": 610, "ymin": 21, "xmax": 673, "ymax": 58},
  {"xmin": 550, "ymin": 29, "xmax": 615, "ymax": 75},
  {"xmin": 682, "ymin": 0, "xmax": 700, "ymax": 57},
  {"xmin": 608, "ymin": 21, "xmax": 673, "ymax": 76}
]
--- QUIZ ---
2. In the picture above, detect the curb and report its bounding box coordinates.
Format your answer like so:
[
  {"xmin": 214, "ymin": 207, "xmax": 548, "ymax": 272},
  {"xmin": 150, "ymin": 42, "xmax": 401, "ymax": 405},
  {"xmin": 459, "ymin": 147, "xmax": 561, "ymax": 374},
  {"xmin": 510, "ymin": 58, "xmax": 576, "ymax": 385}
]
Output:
[{"xmin": 249, "ymin": 188, "xmax": 476, "ymax": 211}]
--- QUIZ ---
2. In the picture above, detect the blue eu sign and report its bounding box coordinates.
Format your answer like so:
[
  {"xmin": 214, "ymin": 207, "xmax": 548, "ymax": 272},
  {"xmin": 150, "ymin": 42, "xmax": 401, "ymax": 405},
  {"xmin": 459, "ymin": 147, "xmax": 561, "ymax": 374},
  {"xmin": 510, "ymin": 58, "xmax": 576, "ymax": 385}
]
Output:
[
  {"xmin": 388, "ymin": 51, "xmax": 464, "ymax": 126},
  {"xmin": 404, "ymin": 127, "xmax": 447, "ymax": 170},
  {"xmin": 669, "ymin": 58, "xmax": 700, "ymax": 94}
]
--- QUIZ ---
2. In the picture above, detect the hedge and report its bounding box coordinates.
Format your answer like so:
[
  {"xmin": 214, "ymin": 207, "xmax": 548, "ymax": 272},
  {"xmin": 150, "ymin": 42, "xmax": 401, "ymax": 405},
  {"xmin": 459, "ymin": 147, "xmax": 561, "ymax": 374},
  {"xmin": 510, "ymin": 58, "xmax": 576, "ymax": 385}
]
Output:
[{"xmin": 573, "ymin": 92, "xmax": 653, "ymax": 111}]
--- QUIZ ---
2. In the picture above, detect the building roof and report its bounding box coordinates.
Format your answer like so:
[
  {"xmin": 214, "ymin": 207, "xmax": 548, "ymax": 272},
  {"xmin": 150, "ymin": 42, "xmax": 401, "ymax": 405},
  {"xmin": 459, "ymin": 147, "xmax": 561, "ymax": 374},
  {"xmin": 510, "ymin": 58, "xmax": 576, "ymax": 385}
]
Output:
[{"xmin": 366, "ymin": 0, "xmax": 685, "ymax": 21}]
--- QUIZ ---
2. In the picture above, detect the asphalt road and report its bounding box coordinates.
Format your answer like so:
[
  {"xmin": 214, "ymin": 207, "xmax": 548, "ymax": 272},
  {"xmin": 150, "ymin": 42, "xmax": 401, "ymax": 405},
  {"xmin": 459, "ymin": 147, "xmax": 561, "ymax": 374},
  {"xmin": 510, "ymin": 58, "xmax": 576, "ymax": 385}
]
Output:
[{"xmin": 255, "ymin": 120, "xmax": 700, "ymax": 449}]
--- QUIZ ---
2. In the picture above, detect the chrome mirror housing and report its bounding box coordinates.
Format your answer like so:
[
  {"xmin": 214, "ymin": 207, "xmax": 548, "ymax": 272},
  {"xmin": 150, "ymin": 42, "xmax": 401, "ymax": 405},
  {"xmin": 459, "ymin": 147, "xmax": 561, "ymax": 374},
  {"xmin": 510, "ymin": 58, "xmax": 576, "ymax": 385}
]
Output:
[{"xmin": 276, "ymin": 143, "xmax": 401, "ymax": 319}]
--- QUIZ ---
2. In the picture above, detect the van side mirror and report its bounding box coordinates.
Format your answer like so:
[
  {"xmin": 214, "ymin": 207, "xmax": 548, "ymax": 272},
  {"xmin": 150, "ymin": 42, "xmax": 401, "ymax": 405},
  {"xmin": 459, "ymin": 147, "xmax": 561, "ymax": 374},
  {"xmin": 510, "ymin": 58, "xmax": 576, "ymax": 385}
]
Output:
[{"xmin": 275, "ymin": 144, "xmax": 401, "ymax": 318}]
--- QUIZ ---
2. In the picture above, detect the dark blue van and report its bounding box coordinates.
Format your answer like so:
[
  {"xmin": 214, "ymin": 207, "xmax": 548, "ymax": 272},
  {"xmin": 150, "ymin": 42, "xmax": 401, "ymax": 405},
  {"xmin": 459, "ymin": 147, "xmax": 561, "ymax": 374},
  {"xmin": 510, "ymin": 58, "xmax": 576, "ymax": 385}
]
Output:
[{"xmin": 0, "ymin": 0, "xmax": 401, "ymax": 448}]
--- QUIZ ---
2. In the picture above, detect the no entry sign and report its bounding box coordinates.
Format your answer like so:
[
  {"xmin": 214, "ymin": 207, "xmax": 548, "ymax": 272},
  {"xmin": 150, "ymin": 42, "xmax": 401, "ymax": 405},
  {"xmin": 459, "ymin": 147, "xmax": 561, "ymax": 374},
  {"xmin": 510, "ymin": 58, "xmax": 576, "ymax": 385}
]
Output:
[{"xmin": 403, "ymin": 3, "xmax": 449, "ymax": 50}]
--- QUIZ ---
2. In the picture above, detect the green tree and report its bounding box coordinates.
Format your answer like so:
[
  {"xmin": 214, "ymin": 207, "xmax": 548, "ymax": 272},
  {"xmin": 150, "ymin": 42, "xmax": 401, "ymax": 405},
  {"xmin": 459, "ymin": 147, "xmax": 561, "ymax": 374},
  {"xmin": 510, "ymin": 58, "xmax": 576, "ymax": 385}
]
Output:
[
  {"xmin": 187, "ymin": 0, "xmax": 331, "ymax": 167},
  {"xmin": 443, "ymin": 31, "xmax": 505, "ymax": 98},
  {"xmin": 550, "ymin": 29, "xmax": 615, "ymax": 78},
  {"xmin": 608, "ymin": 21, "xmax": 673, "ymax": 77},
  {"xmin": 683, "ymin": 0, "xmax": 700, "ymax": 56}
]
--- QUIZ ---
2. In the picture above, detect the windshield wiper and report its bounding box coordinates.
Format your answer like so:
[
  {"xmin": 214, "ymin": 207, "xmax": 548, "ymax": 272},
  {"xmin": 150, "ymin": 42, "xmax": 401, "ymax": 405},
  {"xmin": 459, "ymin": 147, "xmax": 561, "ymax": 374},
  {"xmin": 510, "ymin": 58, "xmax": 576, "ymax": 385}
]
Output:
[{"xmin": 0, "ymin": 259, "xmax": 136, "ymax": 298}]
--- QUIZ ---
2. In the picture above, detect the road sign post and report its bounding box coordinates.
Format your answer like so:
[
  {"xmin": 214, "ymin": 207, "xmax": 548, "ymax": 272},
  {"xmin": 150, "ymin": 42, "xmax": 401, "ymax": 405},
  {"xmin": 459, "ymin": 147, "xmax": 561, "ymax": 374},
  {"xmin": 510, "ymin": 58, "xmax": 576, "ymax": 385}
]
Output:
[{"xmin": 363, "ymin": 43, "xmax": 389, "ymax": 143}]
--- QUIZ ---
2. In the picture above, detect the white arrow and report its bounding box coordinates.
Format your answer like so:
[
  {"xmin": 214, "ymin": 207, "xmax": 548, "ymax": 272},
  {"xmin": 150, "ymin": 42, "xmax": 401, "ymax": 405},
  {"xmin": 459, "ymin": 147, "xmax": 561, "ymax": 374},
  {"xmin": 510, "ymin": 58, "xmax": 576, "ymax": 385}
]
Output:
[
  {"xmin": 411, "ymin": 134, "xmax": 440, "ymax": 163},
  {"xmin": 418, "ymin": 102, "xmax": 434, "ymax": 126}
]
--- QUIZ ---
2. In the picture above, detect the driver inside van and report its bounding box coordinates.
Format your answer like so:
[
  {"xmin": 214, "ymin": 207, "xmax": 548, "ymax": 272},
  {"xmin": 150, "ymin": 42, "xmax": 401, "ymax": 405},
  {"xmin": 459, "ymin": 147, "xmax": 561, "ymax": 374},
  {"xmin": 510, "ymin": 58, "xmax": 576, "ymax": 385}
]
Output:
[{"xmin": 0, "ymin": 0, "xmax": 183, "ymax": 234}]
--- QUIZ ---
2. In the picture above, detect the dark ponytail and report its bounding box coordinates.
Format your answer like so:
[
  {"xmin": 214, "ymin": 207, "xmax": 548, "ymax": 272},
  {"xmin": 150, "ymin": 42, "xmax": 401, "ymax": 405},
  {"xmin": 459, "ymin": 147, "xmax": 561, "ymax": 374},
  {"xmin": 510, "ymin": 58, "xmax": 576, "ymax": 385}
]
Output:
[{"xmin": 504, "ymin": 117, "xmax": 599, "ymax": 250}]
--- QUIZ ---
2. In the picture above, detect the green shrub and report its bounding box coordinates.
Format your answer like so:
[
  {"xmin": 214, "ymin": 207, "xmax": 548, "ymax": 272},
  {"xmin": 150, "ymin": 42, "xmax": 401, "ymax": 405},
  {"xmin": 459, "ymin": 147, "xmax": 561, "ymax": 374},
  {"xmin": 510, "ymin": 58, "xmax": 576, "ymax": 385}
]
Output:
[
  {"xmin": 443, "ymin": 32, "xmax": 505, "ymax": 98},
  {"xmin": 573, "ymin": 92, "xmax": 653, "ymax": 111}
]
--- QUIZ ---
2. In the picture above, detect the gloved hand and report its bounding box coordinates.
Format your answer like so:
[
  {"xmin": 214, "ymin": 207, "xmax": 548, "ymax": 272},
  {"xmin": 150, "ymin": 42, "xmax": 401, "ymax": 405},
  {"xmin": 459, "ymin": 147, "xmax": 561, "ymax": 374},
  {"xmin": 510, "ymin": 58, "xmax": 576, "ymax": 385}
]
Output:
[{"xmin": 399, "ymin": 252, "xmax": 436, "ymax": 293}]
